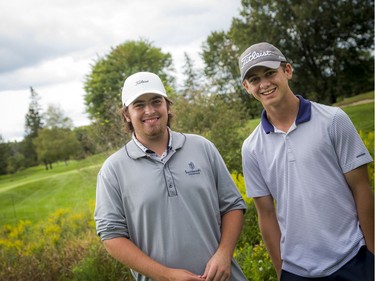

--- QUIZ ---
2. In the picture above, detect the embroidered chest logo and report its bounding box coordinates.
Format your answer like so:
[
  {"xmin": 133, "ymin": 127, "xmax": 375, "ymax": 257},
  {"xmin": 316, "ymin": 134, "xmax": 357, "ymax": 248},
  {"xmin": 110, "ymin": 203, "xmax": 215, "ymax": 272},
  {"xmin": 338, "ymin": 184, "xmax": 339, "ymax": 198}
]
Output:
[{"xmin": 185, "ymin": 162, "xmax": 201, "ymax": 176}]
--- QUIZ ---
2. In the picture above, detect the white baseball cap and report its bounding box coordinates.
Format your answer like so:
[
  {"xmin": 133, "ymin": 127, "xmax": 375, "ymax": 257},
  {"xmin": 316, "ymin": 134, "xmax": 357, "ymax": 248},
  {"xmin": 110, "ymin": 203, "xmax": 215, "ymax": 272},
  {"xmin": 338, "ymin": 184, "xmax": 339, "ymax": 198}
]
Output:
[{"xmin": 121, "ymin": 71, "xmax": 170, "ymax": 106}]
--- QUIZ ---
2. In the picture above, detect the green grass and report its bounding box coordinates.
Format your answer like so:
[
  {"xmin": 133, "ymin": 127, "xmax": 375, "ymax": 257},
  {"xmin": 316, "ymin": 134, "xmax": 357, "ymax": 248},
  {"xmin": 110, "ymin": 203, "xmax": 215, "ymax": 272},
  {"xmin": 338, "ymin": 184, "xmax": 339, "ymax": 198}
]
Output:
[
  {"xmin": 333, "ymin": 91, "xmax": 374, "ymax": 107},
  {"xmin": 0, "ymin": 153, "xmax": 109, "ymax": 225},
  {"xmin": 342, "ymin": 102, "xmax": 374, "ymax": 134}
]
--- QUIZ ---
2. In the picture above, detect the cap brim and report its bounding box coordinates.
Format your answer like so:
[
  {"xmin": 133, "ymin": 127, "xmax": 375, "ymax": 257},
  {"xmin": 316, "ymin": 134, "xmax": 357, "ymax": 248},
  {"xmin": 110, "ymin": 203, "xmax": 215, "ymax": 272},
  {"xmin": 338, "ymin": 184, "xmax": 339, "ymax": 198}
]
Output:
[
  {"xmin": 242, "ymin": 61, "xmax": 281, "ymax": 81},
  {"xmin": 125, "ymin": 91, "xmax": 172, "ymax": 107}
]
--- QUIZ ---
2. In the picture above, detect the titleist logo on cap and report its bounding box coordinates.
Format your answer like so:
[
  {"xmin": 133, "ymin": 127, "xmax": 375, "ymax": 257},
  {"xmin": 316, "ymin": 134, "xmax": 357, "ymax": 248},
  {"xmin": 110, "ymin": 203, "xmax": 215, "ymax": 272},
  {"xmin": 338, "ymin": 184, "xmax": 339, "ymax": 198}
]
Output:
[
  {"xmin": 241, "ymin": 50, "xmax": 272, "ymax": 69},
  {"xmin": 135, "ymin": 79, "xmax": 149, "ymax": 85}
]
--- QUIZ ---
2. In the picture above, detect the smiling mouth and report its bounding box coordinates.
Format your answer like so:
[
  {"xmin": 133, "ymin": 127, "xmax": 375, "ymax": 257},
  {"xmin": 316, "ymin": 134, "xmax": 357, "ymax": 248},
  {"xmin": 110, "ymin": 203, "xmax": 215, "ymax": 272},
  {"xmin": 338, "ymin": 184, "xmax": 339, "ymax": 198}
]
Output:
[
  {"xmin": 261, "ymin": 88, "xmax": 276, "ymax": 96},
  {"xmin": 143, "ymin": 117, "xmax": 160, "ymax": 123}
]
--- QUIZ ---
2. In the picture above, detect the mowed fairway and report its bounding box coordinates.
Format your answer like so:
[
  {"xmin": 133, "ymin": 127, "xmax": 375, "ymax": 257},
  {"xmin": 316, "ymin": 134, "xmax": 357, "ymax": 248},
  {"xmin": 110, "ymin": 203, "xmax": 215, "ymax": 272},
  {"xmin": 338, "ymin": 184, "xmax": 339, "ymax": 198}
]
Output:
[{"xmin": 0, "ymin": 153, "xmax": 107, "ymax": 225}]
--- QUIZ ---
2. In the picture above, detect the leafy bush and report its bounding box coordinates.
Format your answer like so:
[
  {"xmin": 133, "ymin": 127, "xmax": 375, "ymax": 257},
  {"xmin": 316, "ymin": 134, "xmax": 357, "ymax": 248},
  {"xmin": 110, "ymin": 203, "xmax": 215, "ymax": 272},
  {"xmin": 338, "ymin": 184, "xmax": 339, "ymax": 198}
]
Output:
[
  {"xmin": 0, "ymin": 205, "xmax": 96, "ymax": 281},
  {"xmin": 72, "ymin": 243, "xmax": 132, "ymax": 281},
  {"xmin": 360, "ymin": 130, "xmax": 374, "ymax": 189},
  {"xmin": 234, "ymin": 173, "xmax": 277, "ymax": 280},
  {"xmin": 236, "ymin": 242, "xmax": 277, "ymax": 281}
]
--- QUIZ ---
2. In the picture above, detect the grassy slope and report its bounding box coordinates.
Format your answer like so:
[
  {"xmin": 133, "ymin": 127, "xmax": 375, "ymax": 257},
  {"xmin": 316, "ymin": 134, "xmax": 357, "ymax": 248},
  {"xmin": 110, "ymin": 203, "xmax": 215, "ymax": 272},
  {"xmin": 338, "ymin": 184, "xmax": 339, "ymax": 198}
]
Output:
[
  {"xmin": 0, "ymin": 153, "xmax": 108, "ymax": 225},
  {"xmin": 335, "ymin": 91, "xmax": 373, "ymax": 134},
  {"xmin": 0, "ymin": 94, "xmax": 373, "ymax": 225},
  {"xmin": 333, "ymin": 91, "xmax": 374, "ymax": 107},
  {"xmin": 341, "ymin": 102, "xmax": 374, "ymax": 134}
]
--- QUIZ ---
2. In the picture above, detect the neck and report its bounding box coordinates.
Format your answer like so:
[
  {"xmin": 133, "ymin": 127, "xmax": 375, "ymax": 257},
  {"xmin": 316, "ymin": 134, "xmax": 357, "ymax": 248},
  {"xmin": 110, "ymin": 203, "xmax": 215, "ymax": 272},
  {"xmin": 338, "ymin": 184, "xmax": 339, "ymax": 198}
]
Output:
[
  {"xmin": 266, "ymin": 94, "xmax": 299, "ymax": 133},
  {"xmin": 136, "ymin": 129, "xmax": 169, "ymax": 156}
]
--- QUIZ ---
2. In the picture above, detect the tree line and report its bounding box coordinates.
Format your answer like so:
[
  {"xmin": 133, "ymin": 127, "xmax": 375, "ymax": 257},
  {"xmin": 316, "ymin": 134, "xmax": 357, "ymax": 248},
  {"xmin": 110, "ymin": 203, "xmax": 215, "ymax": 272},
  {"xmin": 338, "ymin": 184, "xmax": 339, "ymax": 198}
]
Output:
[{"xmin": 0, "ymin": 0, "xmax": 373, "ymax": 175}]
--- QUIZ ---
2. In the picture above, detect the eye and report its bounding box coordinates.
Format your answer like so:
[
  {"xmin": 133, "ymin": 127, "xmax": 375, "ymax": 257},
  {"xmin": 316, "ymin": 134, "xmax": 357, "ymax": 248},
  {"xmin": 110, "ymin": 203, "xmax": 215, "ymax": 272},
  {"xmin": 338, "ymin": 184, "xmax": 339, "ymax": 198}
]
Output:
[
  {"xmin": 152, "ymin": 99, "xmax": 163, "ymax": 106},
  {"xmin": 265, "ymin": 70, "xmax": 277, "ymax": 77},
  {"xmin": 133, "ymin": 102, "xmax": 144, "ymax": 109},
  {"xmin": 248, "ymin": 77, "xmax": 259, "ymax": 84}
]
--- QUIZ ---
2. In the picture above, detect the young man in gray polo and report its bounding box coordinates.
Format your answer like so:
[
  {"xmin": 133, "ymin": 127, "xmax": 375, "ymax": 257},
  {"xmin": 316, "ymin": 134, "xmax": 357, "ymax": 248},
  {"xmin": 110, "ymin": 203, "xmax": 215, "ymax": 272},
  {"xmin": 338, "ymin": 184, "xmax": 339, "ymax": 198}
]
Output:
[
  {"xmin": 94, "ymin": 71, "xmax": 248, "ymax": 281},
  {"xmin": 239, "ymin": 42, "xmax": 374, "ymax": 280}
]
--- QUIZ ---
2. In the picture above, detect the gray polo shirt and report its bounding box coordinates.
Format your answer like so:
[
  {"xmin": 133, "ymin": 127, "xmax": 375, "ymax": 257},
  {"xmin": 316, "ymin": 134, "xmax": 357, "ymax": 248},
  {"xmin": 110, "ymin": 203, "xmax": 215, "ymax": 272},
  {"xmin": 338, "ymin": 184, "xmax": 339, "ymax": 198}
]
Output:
[
  {"xmin": 95, "ymin": 131, "xmax": 247, "ymax": 280},
  {"xmin": 242, "ymin": 96, "xmax": 373, "ymax": 277}
]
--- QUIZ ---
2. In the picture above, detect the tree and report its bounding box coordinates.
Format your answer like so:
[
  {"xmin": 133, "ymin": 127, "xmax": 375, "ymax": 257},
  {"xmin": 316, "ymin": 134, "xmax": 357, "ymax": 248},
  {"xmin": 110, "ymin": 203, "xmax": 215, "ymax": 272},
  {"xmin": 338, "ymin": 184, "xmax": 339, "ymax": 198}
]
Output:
[
  {"xmin": 25, "ymin": 87, "xmax": 43, "ymax": 137},
  {"xmin": 73, "ymin": 125, "xmax": 99, "ymax": 157},
  {"xmin": 22, "ymin": 87, "xmax": 44, "ymax": 167},
  {"xmin": 173, "ymin": 90, "xmax": 246, "ymax": 173},
  {"xmin": 33, "ymin": 105, "xmax": 81, "ymax": 169},
  {"xmin": 33, "ymin": 128, "xmax": 81, "ymax": 170},
  {"xmin": 203, "ymin": 0, "xmax": 374, "ymax": 105},
  {"xmin": 84, "ymin": 39, "xmax": 174, "ymax": 148},
  {"xmin": 180, "ymin": 53, "xmax": 202, "ymax": 99},
  {"xmin": 2, "ymin": 140, "xmax": 25, "ymax": 174},
  {"xmin": 202, "ymin": 31, "xmax": 263, "ymax": 118},
  {"xmin": 0, "ymin": 135, "xmax": 10, "ymax": 174},
  {"xmin": 6, "ymin": 150, "xmax": 25, "ymax": 174},
  {"xmin": 43, "ymin": 104, "xmax": 73, "ymax": 129}
]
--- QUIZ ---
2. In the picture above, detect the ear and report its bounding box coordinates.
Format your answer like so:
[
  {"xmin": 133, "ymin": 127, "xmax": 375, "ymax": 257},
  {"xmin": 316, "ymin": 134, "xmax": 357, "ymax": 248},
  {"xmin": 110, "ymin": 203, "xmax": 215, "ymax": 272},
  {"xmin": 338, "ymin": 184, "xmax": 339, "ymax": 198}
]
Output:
[
  {"xmin": 242, "ymin": 80, "xmax": 252, "ymax": 94},
  {"xmin": 123, "ymin": 110, "xmax": 131, "ymax": 122},
  {"xmin": 285, "ymin": 63, "xmax": 293, "ymax": 79}
]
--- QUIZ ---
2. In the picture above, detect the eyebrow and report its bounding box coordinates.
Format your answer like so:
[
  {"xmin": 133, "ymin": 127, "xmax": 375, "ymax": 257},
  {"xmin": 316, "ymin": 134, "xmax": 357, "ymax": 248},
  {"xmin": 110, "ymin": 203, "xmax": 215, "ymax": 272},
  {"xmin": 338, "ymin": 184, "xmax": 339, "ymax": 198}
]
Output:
[
  {"xmin": 133, "ymin": 95, "xmax": 163, "ymax": 104},
  {"xmin": 247, "ymin": 68, "xmax": 277, "ymax": 79}
]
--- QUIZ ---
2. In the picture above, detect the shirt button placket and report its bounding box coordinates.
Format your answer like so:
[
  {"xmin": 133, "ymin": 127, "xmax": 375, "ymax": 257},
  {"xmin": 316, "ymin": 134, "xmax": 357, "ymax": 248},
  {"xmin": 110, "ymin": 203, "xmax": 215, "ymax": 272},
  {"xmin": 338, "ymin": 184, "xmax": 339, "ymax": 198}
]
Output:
[
  {"xmin": 285, "ymin": 136, "xmax": 296, "ymax": 162},
  {"xmin": 164, "ymin": 165, "xmax": 177, "ymax": 197}
]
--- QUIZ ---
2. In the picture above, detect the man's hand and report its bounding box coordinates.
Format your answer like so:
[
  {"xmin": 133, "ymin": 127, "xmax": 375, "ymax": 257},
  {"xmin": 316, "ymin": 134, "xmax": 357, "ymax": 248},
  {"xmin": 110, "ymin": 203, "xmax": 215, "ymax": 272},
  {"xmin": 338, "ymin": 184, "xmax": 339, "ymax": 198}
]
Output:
[
  {"xmin": 161, "ymin": 268, "xmax": 205, "ymax": 281},
  {"xmin": 200, "ymin": 251, "xmax": 232, "ymax": 281}
]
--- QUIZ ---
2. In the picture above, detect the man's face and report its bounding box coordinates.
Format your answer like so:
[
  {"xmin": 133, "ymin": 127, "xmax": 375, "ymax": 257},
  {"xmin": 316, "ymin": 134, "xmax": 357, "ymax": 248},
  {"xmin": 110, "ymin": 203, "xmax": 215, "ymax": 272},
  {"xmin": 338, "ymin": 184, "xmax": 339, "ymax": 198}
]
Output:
[
  {"xmin": 242, "ymin": 63, "xmax": 293, "ymax": 107},
  {"xmin": 125, "ymin": 93, "xmax": 169, "ymax": 142}
]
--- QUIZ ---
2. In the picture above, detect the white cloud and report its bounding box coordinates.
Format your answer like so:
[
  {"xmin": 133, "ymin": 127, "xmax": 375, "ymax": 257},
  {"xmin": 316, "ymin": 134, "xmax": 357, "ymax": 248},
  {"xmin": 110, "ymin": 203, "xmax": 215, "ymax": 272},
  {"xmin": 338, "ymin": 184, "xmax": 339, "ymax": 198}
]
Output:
[{"xmin": 0, "ymin": 0, "xmax": 242, "ymax": 141}]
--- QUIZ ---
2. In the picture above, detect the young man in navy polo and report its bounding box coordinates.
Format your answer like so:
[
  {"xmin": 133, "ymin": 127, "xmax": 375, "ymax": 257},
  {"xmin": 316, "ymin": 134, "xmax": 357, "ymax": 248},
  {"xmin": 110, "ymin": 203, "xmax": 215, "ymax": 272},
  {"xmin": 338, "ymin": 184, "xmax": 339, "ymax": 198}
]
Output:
[{"xmin": 239, "ymin": 42, "xmax": 374, "ymax": 280}]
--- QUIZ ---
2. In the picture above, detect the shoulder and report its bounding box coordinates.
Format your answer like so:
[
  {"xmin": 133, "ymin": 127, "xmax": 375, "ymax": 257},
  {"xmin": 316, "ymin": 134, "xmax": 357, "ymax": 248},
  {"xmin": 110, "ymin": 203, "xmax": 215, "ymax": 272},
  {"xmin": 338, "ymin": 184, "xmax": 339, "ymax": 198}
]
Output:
[
  {"xmin": 310, "ymin": 101, "xmax": 342, "ymax": 117},
  {"xmin": 176, "ymin": 132, "xmax": 214, "ymax": 147},
  {"xmin": 242, "ymin": 123, "xmax": 262, "ymax": 151},
  {"xmin": 310, "ymin": 102, "xmax": 352, "ymax": 127},
  {"xmin": 100, "ymin": 146, "xmax": 128, "ymax": 173},
  {"xmin": 174, "ymin": 132, "xmax": 221, "ymax": 159},
  {"xmin": 185, "ymin": 133, "xmax": 211, "ymax": 142}
]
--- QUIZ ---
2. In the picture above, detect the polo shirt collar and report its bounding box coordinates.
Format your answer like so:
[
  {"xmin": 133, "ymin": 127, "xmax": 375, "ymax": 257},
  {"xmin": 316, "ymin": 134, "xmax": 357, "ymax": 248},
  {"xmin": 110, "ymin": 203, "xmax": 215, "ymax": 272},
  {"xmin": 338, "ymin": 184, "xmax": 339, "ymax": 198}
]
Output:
[
  {"xmin": 261, "ymin": 95, "xmax": 311, "ymax": 134},
  {"xmin": 125, "ymin": 130, "xmax": 186, "ymax": 159}
]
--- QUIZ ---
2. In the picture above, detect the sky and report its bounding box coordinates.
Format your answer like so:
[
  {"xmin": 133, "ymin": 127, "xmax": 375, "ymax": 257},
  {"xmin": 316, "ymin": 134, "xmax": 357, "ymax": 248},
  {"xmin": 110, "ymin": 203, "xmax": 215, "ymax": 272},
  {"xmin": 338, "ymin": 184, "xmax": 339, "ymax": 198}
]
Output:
[{"xmin": 0, "ymin": 0, "xmax": 242, "ymax": 142}]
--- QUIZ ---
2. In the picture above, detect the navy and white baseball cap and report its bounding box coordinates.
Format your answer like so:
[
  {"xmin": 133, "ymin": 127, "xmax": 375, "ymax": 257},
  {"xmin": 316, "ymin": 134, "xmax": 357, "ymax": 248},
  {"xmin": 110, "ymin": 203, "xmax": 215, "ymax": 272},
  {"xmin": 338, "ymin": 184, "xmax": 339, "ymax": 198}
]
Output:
[
  {"xmin": 239, "ymin": 42, "xmax": 287, "ymax": 82},
  {"xmin": 122, "ymin": 72, "xmax": 170, "ymax": 106}
]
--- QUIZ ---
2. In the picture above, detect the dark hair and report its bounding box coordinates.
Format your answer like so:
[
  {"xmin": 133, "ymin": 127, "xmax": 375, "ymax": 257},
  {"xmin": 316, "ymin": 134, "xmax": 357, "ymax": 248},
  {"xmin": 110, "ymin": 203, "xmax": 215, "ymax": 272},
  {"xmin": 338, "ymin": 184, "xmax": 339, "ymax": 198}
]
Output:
[
  {"xmin": 119, "ymin": 98, "xmax": 174, "ymax": 133},
  {"xmin": 280, "ymin": 61, "xmax": 288, "ymax": 71}
]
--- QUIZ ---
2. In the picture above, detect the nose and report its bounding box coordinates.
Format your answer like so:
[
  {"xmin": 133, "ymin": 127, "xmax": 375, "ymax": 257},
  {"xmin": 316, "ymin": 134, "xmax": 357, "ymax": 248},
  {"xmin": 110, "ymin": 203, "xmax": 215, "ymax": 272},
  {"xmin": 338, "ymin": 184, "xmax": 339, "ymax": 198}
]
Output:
[
  {"xmin": 144, "ymin": 102, "xmax": 156, "ymax": 114},
  {"xmin": 259, "ymin": 78, "xmax": 270, "ymax": 89}
]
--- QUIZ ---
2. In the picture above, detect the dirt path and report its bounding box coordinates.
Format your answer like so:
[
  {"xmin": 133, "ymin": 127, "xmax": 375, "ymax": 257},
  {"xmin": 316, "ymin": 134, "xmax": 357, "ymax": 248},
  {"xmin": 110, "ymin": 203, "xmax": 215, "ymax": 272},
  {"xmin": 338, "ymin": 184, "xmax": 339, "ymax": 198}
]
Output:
[{"xmin": 339, "ymin": 99, "xmax": 373, "ymax": 108}]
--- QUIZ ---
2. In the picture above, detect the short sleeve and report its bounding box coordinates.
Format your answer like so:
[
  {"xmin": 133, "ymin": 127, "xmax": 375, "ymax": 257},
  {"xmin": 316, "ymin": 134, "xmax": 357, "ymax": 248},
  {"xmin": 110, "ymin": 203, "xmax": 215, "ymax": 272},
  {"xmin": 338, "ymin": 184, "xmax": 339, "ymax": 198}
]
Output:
[
  {"xmin": 330, "ymin": 108, "xmax": 373, "ymax": 173},
  {"xmin": 242, "ymin": 138, "xmax": 270, "ymax": 198}
]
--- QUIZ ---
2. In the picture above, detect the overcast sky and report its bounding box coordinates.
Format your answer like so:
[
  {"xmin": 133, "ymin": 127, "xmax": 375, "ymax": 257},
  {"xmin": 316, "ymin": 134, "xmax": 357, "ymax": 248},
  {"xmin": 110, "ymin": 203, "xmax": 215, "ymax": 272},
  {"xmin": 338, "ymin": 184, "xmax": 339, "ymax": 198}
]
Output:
[{"xmin": 0, "ymin": 0, "xmax": 242, "ymax": 141}]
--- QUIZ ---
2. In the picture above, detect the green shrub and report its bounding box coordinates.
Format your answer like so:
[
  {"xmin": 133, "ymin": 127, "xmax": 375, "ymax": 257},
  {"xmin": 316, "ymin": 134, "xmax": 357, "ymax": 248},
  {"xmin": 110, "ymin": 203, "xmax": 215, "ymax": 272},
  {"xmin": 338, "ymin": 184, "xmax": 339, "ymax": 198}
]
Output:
[
  {"xmin": 0, "ymin": 207, "xmax": 95, "ymax": 281},
  {"xmin": 72, "ymin": 243, "xmax": 133, "ymax": 281},
  {"xmin": 360, "ymin": 130, "xmax": 374, "ymax": 189},
  {"xmin": 236, "ymin": 242, "xmax": 277, "ymax": 281}
]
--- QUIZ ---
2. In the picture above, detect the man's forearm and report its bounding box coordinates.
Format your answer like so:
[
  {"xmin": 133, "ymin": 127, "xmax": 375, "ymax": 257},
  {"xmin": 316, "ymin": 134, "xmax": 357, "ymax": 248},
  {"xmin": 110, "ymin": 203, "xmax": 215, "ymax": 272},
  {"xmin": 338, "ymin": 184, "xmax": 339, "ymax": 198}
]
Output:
[
  {"xmin": 103, "ymin": 237, "xmax": 204, "ymax": 281},
  {"xmin": 218, "ymin": 209, "xmax": 244, "ymax": 256},
  {"xmin": 103, "ymin": 237, "xmax": 168, "ymax": 279},
  {"xmin": 258, "ymin": 215, "xmax": 282, "ymax": 278}
]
